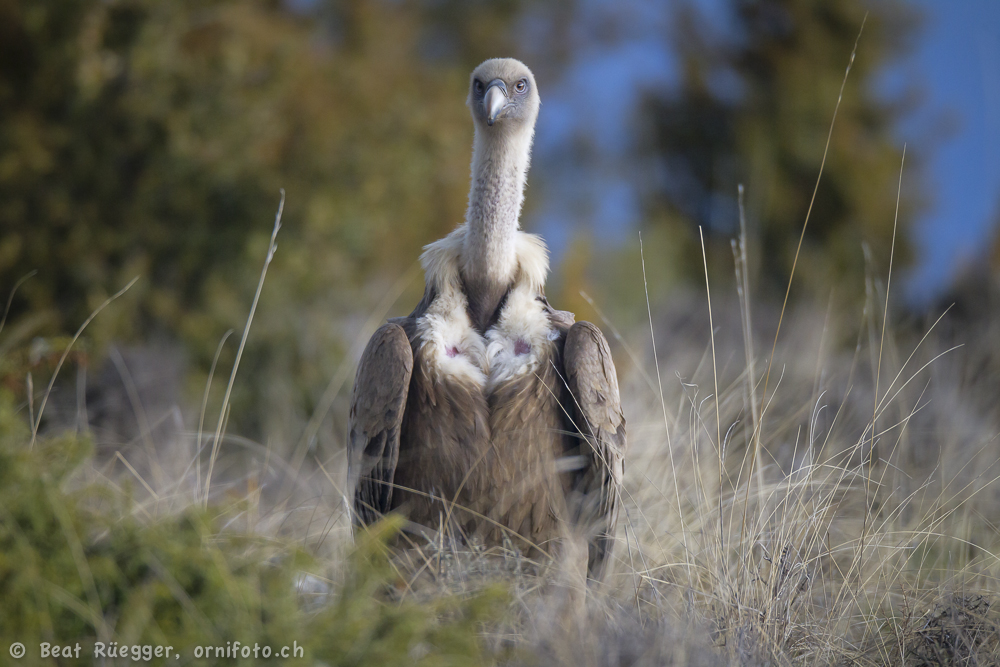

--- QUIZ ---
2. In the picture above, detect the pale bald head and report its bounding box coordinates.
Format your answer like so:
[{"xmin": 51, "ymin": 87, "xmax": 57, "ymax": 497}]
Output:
[{"xmin": 467, "ymin": 58, "xmax": 540, "ymax": 133}]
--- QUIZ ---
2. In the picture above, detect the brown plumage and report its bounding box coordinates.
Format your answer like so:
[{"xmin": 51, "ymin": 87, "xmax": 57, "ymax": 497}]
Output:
[{"xmin": 347, "ymin": 58, "xmax": 626, "ymax": 581}]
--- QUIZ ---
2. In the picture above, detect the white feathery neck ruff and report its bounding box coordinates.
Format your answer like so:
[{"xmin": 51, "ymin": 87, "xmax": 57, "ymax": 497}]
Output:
[{"xmin": 420, "ymin": 223, "xmax": 549, "ymax": 298}]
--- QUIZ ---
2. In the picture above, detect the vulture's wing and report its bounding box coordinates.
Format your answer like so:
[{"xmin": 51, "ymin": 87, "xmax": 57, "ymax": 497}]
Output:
[
  {"xmin": 562, "ymin": 321, "xmax": 627, "ymax": 580},
  {"xmin": 347, "ymin": 322, "xmax": 413, "ymax": 526}
]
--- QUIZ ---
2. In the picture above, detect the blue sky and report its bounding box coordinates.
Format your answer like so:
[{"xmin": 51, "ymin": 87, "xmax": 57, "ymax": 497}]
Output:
[
  {"xmin": 528, "ymin": 0, "xmax": 1000, "ymax": 304},
  {"xmin": 901, "ymin": 0, "xmax": 1000, "ymax": 300}
]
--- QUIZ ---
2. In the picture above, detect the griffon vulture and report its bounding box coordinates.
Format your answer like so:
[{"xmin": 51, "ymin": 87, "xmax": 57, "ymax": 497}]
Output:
[{"xmin": 347, "ymin": 58, "xmax": 626, "ymax": 580}]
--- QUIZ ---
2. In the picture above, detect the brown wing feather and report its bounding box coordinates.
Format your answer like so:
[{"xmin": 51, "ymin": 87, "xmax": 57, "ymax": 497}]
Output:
[
  {"xmin": 562, "ymin": 321, "xmax": 627, "ymax": 580},
  {"xmin": 347, "ymin": 322, "xmax": 414, "ymax": 526}
]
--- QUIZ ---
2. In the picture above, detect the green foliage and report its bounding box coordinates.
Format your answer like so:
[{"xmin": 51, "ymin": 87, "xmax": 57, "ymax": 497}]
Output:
[
  {"xmin": 315, "ymin": 517, "xmax": 510, "ymax": 666},
  {"xmin": 0, "ymin": 410, "xmax": 507, "ymax": 665},
  {"xmin": 640, "ymin": 0, "xmax": 923, "ymax": 301},
  {"xmin": 0, "ymin": 0, "xmax": 466, "ymax": 325}
]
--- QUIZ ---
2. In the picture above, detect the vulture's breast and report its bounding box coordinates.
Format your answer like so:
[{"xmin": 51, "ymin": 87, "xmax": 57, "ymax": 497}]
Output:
[{"xmin": 401, "ymin": 283, "xmax": 567, "ymax": 543}]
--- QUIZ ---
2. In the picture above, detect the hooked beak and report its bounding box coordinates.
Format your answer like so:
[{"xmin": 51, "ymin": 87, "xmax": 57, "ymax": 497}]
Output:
[{"xmin": 484, "ymin": 79, "xmax": 509, "ymax": 126}]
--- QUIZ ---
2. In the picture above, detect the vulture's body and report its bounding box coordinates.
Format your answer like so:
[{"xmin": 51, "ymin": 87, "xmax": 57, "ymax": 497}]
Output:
[{"xmin": 347, "ymin": 58, "xmax": 626, "ymax": 580}]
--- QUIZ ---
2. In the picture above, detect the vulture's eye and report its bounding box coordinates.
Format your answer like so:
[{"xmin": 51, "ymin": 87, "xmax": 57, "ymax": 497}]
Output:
[
  {"xmin": 474, "ymin": 80, "xmax": 484, "ymax": 94},
  {"xmin": 515, "ymin": 79, "xmax": 527, "ymax": 93}
]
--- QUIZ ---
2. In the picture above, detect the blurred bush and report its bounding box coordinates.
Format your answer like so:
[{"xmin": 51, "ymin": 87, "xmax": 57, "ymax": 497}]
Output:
[
  {"xmin": 636, "ymin": 0, "xmax": 924, "ymax": 305},
  {"xmin": 0, "ymin": 0, "xmax": 479, "ymax": 326}
]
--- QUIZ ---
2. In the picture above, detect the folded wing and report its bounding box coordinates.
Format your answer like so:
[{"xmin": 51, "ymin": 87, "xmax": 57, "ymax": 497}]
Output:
[
  {"xmin": 562, "ymin": 321, "xmax": 627, "ymax": 580},
  {"xmin": 347, "ymin": 323, "xmax": 413, "ymax": 526}
]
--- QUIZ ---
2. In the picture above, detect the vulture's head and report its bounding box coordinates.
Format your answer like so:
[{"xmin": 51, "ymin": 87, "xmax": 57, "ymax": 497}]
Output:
[{"xmin": 467, "ymin": 58, "xmax": 539, "ymax": 135}]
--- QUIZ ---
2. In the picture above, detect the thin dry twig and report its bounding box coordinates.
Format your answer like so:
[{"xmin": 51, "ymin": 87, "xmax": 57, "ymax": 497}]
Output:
[{"xmin": 204, "ymin": 190, "xmax": 284, "ymax": 507}]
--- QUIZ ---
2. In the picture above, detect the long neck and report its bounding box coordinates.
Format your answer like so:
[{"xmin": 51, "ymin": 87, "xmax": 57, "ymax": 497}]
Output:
[{"xmin": 463, "ymin": 127, "xmax": 532, "ymax": 288}]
